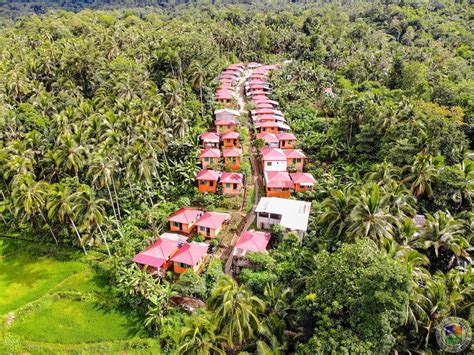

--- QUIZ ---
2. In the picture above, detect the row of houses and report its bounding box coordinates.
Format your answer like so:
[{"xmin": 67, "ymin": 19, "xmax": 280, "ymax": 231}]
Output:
[
  {"xmin": 216, "ymin": 63, "xmax": 245, "ymax": 103},
  {"xmin": 195, "ymin": 65, "xmax": 246, "ymax": 196},
  {"xmin": 245, "ymin": 65, "xmax": 317, "ymax": 198},
  {"xmin": 133, "ymin": 208, "xmax": 232, "ymax": 274}
]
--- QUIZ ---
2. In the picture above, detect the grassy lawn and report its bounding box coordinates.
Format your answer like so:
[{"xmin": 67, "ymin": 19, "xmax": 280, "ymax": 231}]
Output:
[{"xmin": 0, "ymin": 238, "xmax": 157, "ymax": 353}]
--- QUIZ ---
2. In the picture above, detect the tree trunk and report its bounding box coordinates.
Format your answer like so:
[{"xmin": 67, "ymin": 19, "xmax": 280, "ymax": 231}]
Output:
[
  {"xmin": 144, "ymin": 180, "xmax": 154, "ymax": 206},
  {"xmin": 97, "ymin": 224, "xmax": 111, "ymax": 258},
  {"xmin": 111, "ymin": 177, "xmax": 121, "ymax": 219},
  {"xmin": 69, "ymin": 215, "xmax": 87, "ymax": 255},
  {"xmin": 39, "ymin": 210, "xmax": 58, "ymax": 244},
  {"xmin": 106, "ymin": 183, "xmax": 118, "ymax": 221}
]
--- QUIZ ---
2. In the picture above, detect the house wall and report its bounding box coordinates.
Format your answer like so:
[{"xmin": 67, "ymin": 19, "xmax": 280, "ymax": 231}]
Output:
[
  {"xmin": 225, "ymin": 157, "xmax": 240, "ymax": 170},
  {"xmin": 262, "ymin": 160, "xmax": 287, "ymax": 172},
  {"xmin": 256, "ymin": 213, "xmax": 305, "ymax": 241},
  {"xmin": 217, "ymin": 124, "xmax": 236, "ymax": 133},
  {"xmin": 265, "ymin": 187, "xmax": 291, "ymax": 198},
  {"xmin": 287, "ymin": 158, "xmax": 304, "ymax": 172},
  {"xmin": 223, "ymin": 138, "xmax": 239, "ymax": 148},
  {"xmin": 197, "ymin": 224, "xmax": 222, "ymax": 238},
  {"xmin": 259, "ymin": 126, "xmax": 278, "ymax": 134},
  {"xmin": 279, "ymin": 140, "xmax": 296, "ymax": 149},
  {"xmin": 222, "ymin": 183, "xmax": 241, "ymax": 196},
  {"xmin": 265, "ymin": 141, "xmax": 279, "ymax": 148},
  {"xmin": 201, "ymin": 157, "xmax": 219, "ymax": 169},
  {"xmin": 202, "ymin": 141, "xmax": 219, "ymax": 149},
  {"xmin": 169, "ymin": 221, "xmax": 196, "ymax": 234},
  {"xmin": 198, "ymin": 179, "xmax": 218, "ymax": 193},
  {"xmin": 256, "ymin": 213, "xmax": 282, "ymax": 230},
  {"xmin": 294, "ymin": 184, "xmax": 314, "ymax": 193},
  {"xmin": 173, "ymin": 260, "xmax": 203, "ymax": 273}
]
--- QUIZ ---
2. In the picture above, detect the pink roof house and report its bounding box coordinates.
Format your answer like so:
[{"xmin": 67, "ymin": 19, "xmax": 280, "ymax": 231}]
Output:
[
  {"xmin": 200, "ymin": 132, "xmax": 220, "ymax": 148},
  {"xmin": 169, "ymin": 208, "xmax": 204, "ymax": 234},
  {"xmin": 290, "ymin": 172, "xmax": 316, "ymax": 193},
  {"xmin": 256, "ymin": 132, "xmax": 279, "ymax": 148},
  {"xmin": 196, "ymin": 169, "xmax": 220, "ymax": 193},
  {"xmin": 221, "ymin": 131, "xmax": 240, "ymax": 148},
  {"xmin": 216, "ymin": 119, "xmax": 239, "ymax": 133},
  {"xmin": 171, "ymin": 242, "xmax": 209, "ymax": 273},
  {"xmin": 233, "ymin": 230, "xmax": 271, "ymax": 256},
  {"xmin": 284, "ymin": 149, "xmax": 306, "ymax": 172},
  {"xmin": 196, "ymin": 211, "xmax": 231, "ymax": 238},
  {"xmin": 222, "ymin": 148, "xmax": 242, "ymax": 170},
  {"xmin": 200, "ymin": 148, "xmax": 221, "ymax": 169},
  {"xmin": 277, "ymin": 132, "xmax": 297, "ymax": 149},
  {"xmin": 261, "ymin": 147, "xmax": 287, "ymax": 171},
  {"xmin": 220, "ymin": 172, "xmax": 244, "ymax": 196},
  {"xmin": 264, "ymin": 171, "xmax": 294, "ymax": 198},
  {"xmin": 133, "ymin": 233, "xmax": 188, "ymax": 271}
]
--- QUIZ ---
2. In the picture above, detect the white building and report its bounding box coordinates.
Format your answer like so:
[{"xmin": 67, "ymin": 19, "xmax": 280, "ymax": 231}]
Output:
[
  {"xmin": 260, "ymin": 148, "xmax": 288, "ymax": 172},
  {"xmin": 255, "ymin": 197, "xmax": 311, "ymax": 240}
]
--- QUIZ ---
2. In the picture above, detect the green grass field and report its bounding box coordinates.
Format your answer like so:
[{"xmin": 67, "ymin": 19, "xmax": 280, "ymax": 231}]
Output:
[{"xmin": 0, "ymin": 238, "xmax": 158, "ymax": 353}]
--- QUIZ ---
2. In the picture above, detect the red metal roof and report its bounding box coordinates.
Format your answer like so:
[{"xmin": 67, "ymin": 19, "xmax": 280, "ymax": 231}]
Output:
[
  {"xmin": 264, "ymin": 171, "xmax": 294, "ymax": 188},
  {"xmin": 195, "ymin": 169, "xmax": 220, "ymax": 181},
  {"xmin": 261, "ymin": 147, "xmax": 286, "ymax": 161},
  {"xmin": 200, "ymin": 132, "xmax": 220, "ymax": 141},
  {"xmin": 255, "ymin": 103, "xmax": 273, "ymax": 109},
  {"xmin": 196, "ymin": 211, "xmax": 231, "ymax": 229},
  {"xmin": 256, "ymin": 121, "xmax": 279, "ymax": 128},
  {"xmin": 200, "ymin": 148, "xmax": 221, "ymax": 158},
  {"xmin": 284, "ymin": 149, "xmax": 306, "ymax": 159},
  {"xmin": 215, "ymin": 119, "xmax": 237, "ymax": 126},
  {"xmin": 235, "ymin": 230, "xmax": 271, "ymax": 252},
  {"xmin": 170, "ymin": 242, "xmax": 209, "ymax": 266},
  {"xmin": 255, "ymin": 114, "xmax": 280, "ymax": 121},
  {"xmin": 257, "ymin": 132, "xmax": 279, "ymax": 143},
  {"xmin": 277, "ymin": 133, "xmax": 297, "ymax": 141},
  {"xmin": 221, "ymin": 172, "xmax": 243, "ymax": 184},
  {"xmin": 133, "ymin": 234, "xmax": 188, "ymax": 268},
  {"xmin": 169, "ymin": 208, "xmax": 204, "ymax": 224},
  {"xmin": 290, "ymin": 172, "xmax": 316, "ymax": 185},
  {"xmin": 222, "ymin": 148, "xmax": 241, "ymax": 157},
  {"xmin": 221, "ymin": 131, "xmax": 240, "ymax": 139}
]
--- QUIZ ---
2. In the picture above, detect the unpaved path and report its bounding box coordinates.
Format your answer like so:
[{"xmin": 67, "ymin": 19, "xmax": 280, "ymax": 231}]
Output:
[{"xmin": 222, "ymin": 69, "xmax": 263, "ymax": 274}]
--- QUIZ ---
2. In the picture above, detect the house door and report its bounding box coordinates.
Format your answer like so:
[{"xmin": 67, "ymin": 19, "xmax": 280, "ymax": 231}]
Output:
[
  {"xmin": 178, "ymin": 222, "xmax": 182, "ymax": 231},
  {"xmin": 210, "ymin": 181, "xmax": 214, "ymax": 187},
  {"xmin": 206, "ymin": 228, "xmax": 211, "ymax": 237}
]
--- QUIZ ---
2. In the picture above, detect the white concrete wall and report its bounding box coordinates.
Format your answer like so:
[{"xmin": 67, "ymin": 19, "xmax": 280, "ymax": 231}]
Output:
[{"xmin": 263, "ymin": 160, "xmax": 287, "ymax": 171}]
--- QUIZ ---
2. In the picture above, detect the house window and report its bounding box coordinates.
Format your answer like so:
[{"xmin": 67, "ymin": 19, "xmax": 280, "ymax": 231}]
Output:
[
  {"xmin": 295, "ymin": 158, "xmax": 301, "ymax": 163},
  {"xmin": 177, "ymin": 262, "xmax": 190, "ymax": 268},
  {"xmin": 259, "ymin": 212, "xmax": 269, "ymax": 218},
  {"xmin": 266, "ymin": 162, "xmax": 271, "ymax": 166},
  {"xmin": 226, "ymin": 183, "xmax": 230, "ymax": 188},
  {"xmin": 200, "ymin": 180, "xmax": 207, "ymax": 185},
  {"xmin": 270, "ymin": 213, "xmax": 281, "ymax": 219},
  {"xmin": 227, "ymin": 139, "xmax": 231, "ymax": 144},
  {"xmin": 200, "ymin": 226, "xmax": 205, "ymax": 231},
  {"xmin": 227, "ymin": 125, "xmax": 231, "ymax": 129},
  {"xmin": 173, "ymin": 222, "xmax": 178, "ymax": 227},
  {"xmin": 204, "ymin": 157, "xmax": 209, "ymax": 162}
]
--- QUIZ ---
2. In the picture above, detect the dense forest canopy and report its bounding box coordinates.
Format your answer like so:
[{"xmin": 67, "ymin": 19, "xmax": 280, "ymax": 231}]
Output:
[{"xmin": 0, "ymin": 0, "xmax": 472, "ymax": 353}]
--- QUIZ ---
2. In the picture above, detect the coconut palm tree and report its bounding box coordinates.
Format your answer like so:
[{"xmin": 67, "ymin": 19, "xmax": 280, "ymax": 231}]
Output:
[
  {"xmin": 11, "ymin": 173, "xmax": 58, "ymax": 244},
  {"xmin": 208, "ymin": 275, "xmax": 265, "ymax": 349},
  {"xmin": 178, "ymin": 317, "xmax": 225, "ymax": 355},
  {"xmin": 77, "ymin": 186, "xmax": 111, "ymax": 257},
  {"xmin": 318, "ymin": 187, "xmax": 353, "ymax": 239},
  {"xmin": 412, "ymin": 211, "xmax": 469, "ymax": 271},
  {"xmin": 347, "ymin": 183, "xmax": 398, "ymax": 244},
  {"xmin": 46, "ymin": 183, "xmax": 87, "ymax": 254},
  {"xmin": 402, "ymin": 153, "xmax": 444, "ymax": 199}
]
